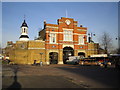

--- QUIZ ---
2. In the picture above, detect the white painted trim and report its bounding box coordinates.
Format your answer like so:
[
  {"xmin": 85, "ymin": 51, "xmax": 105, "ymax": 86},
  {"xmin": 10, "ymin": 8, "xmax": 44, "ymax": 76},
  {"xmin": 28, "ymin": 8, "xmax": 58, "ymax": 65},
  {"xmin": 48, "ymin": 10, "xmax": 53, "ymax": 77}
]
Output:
[
  {"xmin": 88, "ymin": 49, "xmax": 98, "ymax": 50},
  {"xmin": 49, "ymin": 31, "xmax": 58, "ymax": 34},
  {"xmin": 63, "ymin": 28, "xmax": 73, "ymax": 31},
  {"xmin": 74, "ymin": 44, "xmax": 88, "ymax": 45},
  {"xmin": 45, "ymin": 43, "xmax": 59, "ymax": 44},
  {"xmin": 28, "ymin": 48, "xmax": 45, "ymax": 49},
  {"xmin": 59, "ymin": 21, "xmax": 63, "ymax": 24},
  {"xmin": 74, "ymin": 23, "xmax": 77, "ymax": 25},
  {"xmin": 46, "ymin": 49, "xmax": 63, "ymax": 50},
  {"xmin": 46, "ymin": 26, "xmax": 58, "ymax": 29},
  {"xmin": 46, "ymin": 31, "xmax": 86, "ymax": 36},
  {"xmin": 46, "ymin": 31, "xmax": 60, "ymax": 33},
  {"xmin": 63, "ymin": 44, "xmax": 74, "ymax": 48},
  {"xmin": 20, "ymin": 38, "xmax": 29, "ymax": 41},
  {"xmin": 46, "ymin": 43, "xmax": 88, "ymax": 45},
  {"xmin": 21, "ymin": 33, "xmax": 28, "ymax": 35},
  {"xmin": 73, "ymin": 33, "xmax": 86, "ymax": 35},
  {"xmin": 77, "ymin": 29, "xmax": 87, "ymax": 31},
  {"xmin": 33, "ymin": 40, "xmax": 45, "ymax": 42},
  {"xmin": 77, "ymin": 50, "xmax": 86, "ymax": 53}
]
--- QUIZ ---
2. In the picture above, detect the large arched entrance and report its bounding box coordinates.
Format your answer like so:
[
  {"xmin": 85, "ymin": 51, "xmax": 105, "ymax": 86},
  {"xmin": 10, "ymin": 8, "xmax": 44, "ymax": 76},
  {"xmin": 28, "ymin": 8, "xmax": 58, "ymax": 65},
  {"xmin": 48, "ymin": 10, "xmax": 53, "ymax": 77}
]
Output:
[
  {"xmin": 78, "ymin": 52, "xmax": 85, "ymax": 58},
  {"xmin": 63, "ymin": 47, "xmax": 74, "ymax": 64},
  {"xmin": 49, "ymin": 52, "xmax": 58, "ymax": 64}
]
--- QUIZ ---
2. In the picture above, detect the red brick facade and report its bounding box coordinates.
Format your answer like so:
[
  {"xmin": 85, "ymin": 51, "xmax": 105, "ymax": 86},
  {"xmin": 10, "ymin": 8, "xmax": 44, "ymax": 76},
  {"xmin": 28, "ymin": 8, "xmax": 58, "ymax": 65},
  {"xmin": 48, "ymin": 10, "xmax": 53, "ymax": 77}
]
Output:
[
  {"xmin": 44, "ymin": 17, "xmax": 87, "ymax": 50},
  {"xmin": 39, "ymin": 17, "xmax": 99, "ymax": 64}
]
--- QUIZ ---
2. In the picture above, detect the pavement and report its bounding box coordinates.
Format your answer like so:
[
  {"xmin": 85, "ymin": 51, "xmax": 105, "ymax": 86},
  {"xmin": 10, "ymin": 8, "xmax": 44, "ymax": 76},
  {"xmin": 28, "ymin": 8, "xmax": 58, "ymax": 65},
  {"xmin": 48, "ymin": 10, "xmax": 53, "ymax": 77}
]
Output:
[{"xmin": 2, "ymin": 64, "xmax": 120, "ymax": 89}]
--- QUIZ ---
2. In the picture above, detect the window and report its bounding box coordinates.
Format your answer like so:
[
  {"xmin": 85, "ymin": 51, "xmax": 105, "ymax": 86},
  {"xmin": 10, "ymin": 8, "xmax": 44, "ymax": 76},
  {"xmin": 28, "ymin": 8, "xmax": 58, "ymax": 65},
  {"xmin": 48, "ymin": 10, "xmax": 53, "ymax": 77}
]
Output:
[
  {"xmin": 24, "ymin": 28, "xmax": 26, "ymax": 33},
  {"xmin": 79, "ymin": 35, "xmax": 84, "ymax": 45},
  {"xmin": 64, "ymin": 30, "xmax": 73, "ymax": 41},
  {"xmin": 22, "ymin": 28, "xmax": 26, "ymax": 33},
  {"xmin": 50, "ymin": 33, "xmax": 56, "ymax": 43}
]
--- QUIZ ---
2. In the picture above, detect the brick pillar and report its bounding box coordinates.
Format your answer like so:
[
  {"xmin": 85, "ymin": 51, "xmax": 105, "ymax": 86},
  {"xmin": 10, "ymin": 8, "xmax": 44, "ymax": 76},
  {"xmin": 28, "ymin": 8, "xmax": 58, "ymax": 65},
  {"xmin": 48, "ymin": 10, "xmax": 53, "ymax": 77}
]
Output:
[
  {"xmin": 45, "ymin": 50, "xmax": 50, "ymax": 65},
  {"xmin": 85, "ymin": 50, "xmax": 88, "ymax": 57},
  {"xmin": 74, "ymin": 50, "xmax": 78, "ymax": 56},
  {"xmin": 58, "ymin": 50, "xmax": 63, "ymax": 64}
]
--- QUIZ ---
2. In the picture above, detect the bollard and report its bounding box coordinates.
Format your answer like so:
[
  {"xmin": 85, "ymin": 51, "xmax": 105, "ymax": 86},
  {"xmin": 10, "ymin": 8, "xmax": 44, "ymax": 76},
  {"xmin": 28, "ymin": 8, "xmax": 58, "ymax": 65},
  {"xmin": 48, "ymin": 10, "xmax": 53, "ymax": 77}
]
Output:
[{"xmin": 40, "ymin": 61, "xmax": 43, "ymax": 66}]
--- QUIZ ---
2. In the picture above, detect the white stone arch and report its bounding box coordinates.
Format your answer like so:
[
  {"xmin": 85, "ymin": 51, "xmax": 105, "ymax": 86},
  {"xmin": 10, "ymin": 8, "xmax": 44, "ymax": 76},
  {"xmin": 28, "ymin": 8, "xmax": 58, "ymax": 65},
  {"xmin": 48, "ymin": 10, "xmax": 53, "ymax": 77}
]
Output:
[{"xmin": 63, "ymin": 44, "xmax": 74, "ymax": 49}]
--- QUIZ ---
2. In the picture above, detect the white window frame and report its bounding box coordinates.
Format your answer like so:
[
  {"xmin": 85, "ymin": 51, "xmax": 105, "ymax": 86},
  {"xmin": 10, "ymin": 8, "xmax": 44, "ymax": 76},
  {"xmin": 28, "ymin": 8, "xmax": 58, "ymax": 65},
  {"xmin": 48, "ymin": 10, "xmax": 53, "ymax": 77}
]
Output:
[
  {"xmin": 64, "ymin": 30, "xmax": 73, "ymax": 41},
  {"xmin": 50, "ymin": 33, "xmax": 56, "ymax": 44},
  {"xmin": 79, "ymin": 35, "xmax": 84, "ymax": 45}
]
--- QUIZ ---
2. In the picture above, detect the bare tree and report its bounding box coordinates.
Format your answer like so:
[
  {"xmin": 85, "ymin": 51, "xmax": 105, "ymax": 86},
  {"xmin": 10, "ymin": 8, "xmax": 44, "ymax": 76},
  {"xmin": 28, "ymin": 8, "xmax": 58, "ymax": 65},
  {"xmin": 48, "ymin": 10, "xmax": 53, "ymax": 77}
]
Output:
[{"xmin": 99, "ymin": 32, "xmax": 113, "ymax": 54}]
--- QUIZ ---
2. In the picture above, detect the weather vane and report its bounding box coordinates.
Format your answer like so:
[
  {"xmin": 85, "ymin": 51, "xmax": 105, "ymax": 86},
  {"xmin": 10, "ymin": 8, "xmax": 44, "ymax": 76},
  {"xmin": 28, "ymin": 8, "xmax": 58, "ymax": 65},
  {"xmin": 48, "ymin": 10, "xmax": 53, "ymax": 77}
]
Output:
[{"xmin": 24, "ymin": 14, "xmax": 26, "ymax": 20}]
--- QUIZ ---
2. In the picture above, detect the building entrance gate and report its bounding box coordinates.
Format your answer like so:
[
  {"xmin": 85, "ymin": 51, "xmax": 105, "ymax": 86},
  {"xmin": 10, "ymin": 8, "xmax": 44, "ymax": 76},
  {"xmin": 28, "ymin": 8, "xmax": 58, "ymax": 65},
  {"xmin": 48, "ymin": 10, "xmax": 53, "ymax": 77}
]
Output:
[
  {"xmin": 49, "ymin": 52, "xmax": 58, "ymax": 64},
  {"xmin": 78, "ymin": 52, "xmax": 85, "ymax": 58},
  {"xmin": 63, "ymin": 47, "xmax": 74, "ymax": 64}
]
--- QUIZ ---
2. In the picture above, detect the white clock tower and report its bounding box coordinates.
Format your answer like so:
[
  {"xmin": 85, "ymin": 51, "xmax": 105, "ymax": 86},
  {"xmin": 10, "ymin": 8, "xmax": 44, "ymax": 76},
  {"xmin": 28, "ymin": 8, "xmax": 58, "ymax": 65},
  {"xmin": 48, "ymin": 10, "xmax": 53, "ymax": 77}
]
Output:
[{"xmin": 19, "ymin": 20, "xmax": 29, "ymax": 41}]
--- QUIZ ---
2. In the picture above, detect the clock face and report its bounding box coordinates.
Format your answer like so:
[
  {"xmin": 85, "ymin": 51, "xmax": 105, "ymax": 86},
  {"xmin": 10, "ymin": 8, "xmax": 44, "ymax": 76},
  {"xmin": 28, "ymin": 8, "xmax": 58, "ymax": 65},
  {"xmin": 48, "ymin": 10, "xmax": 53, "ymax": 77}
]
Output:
[{"xmin": 65, "ymin": 19, "xmax": 71, "ymax": 25}]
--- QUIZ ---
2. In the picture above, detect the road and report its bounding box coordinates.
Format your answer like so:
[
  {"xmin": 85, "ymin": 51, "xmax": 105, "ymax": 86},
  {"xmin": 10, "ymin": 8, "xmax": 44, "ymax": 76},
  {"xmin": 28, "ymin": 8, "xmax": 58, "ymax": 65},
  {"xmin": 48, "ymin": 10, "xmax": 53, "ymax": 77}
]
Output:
[{"xmin": 2, "ymin": 64, "xmax": 120, "ymax": 89}]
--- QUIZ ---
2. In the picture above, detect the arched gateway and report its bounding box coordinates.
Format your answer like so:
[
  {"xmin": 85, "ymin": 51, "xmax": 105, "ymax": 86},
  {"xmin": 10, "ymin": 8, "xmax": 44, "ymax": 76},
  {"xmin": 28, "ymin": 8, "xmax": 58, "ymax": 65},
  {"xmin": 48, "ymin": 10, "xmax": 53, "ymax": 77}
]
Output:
[
  {"xmin": 49, "ymin": 52, "xmax": 58, "ymax": 64},
  {"xmin": 63, "ymin": 47, "xmax": 74, "ymax": 64},
  {"xmin": 78, "ymin": 52, "xmax": 85, "ymax": 58}
]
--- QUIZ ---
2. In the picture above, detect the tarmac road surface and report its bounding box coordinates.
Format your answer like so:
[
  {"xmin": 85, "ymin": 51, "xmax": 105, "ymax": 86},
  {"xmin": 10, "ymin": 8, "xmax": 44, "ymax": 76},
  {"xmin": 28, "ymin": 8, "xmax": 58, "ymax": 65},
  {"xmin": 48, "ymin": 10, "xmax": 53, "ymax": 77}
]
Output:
[{"xmin": 2, "ymin": 64, "xmax": 120, "ymax": 89}]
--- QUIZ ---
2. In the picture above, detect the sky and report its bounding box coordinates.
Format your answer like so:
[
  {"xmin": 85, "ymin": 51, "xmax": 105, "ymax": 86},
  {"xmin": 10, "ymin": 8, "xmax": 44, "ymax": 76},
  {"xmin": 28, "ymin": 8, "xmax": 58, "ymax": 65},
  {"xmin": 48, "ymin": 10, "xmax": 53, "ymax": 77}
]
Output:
[
  {"xmin": 0, "ymin": 2, "xmax": 2, "ymax": 48},
  {"xmin": 2, "ymin": 2, "xmax": 119, "ymax": 49}
]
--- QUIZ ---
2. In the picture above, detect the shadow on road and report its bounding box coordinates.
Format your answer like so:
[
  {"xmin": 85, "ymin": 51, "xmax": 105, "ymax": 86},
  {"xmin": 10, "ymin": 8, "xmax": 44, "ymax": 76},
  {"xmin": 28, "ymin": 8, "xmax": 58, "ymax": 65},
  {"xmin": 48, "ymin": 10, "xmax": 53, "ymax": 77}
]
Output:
[
  {"xmin": 7, "ymin": 65, "xmax": 21, "ymax": 89},
  {"xmin": 56, "ymin": 65, "xmax": 120, "ymax": 88}
]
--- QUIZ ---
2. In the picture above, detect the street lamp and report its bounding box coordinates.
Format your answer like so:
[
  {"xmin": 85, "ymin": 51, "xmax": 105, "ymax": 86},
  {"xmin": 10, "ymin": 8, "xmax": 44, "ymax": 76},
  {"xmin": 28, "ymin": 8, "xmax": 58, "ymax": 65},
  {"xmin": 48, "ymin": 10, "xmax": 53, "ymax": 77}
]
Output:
[
  {"xmin": 88, "ymin": 33, "xmax": 95, "ymax": 43},
  {"xmin": 88, "ymin": 33, "xmax": 96, "ymax": 57},
  {"xmin": 116, "ymin": 37, "xmax": 120, "ymax": 53},
  {"xmin": 40, "ymin": 53, "xmax": 43, "ymax": 62}
]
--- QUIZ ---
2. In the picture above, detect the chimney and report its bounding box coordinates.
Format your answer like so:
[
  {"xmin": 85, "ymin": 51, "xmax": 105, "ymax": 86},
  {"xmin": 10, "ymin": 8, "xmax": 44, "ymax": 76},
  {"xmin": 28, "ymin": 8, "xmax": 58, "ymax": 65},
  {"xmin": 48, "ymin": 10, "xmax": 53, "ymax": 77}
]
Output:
[
  {"xmin": 80, "ymin": 24, "xmax": 83, "ymax": 27},
  {"xmin": 44, "ymin": 20, "xmax": 46, "ymax": 29}
]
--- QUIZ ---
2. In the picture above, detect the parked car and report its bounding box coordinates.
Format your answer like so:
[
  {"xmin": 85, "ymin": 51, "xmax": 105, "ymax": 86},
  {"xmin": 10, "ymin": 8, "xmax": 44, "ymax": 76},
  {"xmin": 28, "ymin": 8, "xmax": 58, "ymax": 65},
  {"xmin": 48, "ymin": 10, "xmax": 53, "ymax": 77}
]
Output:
[
  {"xmin": 66, "ymin": 56, "xmax": 80, "ymax": 65},
  {"xmin": 79, "ymin": 58, "xmax": 98, "ymax": 66},
  {"xmin": 109, "ymin": 54, "xmax": 120, "ymax": 70}
]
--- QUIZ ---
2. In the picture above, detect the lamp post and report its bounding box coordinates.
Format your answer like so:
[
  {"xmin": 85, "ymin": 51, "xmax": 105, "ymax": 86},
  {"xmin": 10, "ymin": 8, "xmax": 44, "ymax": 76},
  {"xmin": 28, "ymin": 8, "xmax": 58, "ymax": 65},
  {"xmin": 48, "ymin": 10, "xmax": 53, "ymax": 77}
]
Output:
[
  {"xmin": 88, "ymin": 33, "xmax": 95, "ymax": 43},
  {"xmin": 83, "ymin": 36, "xmax": 87, "ymax": 57},
  {"xmin": 116, "ymin": 37, "xmax": 120, "ymax": 54},
  {"xmin": 88, "ymin": 33, "xmax": 95, "ymax": 56},
  {"xmin": 40, "ymin": 53, "xmax": 43, "ymax": 66}
]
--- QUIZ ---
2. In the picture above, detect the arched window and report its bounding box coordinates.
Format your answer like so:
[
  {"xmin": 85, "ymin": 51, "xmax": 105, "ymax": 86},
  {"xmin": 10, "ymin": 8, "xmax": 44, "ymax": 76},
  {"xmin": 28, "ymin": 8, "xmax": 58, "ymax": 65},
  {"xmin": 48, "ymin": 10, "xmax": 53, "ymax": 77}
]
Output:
[
  {"xmin": 24, "ymin": 28, "xmax": 25, "ymax": 33},
  {"xmin": 24, "ymin": 28, "xmax": 26, "ymax": 33}
]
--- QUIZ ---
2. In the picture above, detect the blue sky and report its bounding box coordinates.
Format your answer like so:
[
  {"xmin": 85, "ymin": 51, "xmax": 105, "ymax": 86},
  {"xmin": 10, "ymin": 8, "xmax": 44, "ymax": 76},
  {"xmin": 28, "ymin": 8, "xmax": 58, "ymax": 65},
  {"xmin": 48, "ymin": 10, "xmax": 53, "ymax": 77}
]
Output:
[
  {"xmin": 0, "ymin": 2, "xmax": 1, "ymax": 46},
  {"xmin": 2, "ymin": 2, "xmax": 118, "ymax": 49}
]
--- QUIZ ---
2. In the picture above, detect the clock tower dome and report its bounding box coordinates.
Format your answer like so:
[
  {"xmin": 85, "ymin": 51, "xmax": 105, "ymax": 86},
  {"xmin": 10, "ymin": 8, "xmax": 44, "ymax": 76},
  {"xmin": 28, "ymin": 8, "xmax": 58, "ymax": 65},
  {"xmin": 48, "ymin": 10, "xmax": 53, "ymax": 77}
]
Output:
[{"xmin": 19, "ymin": 19, "xmax": 29, "ymax": 41}]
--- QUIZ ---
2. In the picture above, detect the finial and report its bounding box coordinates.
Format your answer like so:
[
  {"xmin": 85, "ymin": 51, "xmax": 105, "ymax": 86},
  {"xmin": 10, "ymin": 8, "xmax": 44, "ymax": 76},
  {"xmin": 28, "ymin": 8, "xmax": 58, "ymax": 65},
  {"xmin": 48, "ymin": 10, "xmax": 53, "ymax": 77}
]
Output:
[
  {"xmin": 24, "ymin": 14, "xmax": 26, "ymax": 20},
  {"xmin": 44, "ymin": 20, "xmax": 46, "ymax": 24},
  {"xmin": 80, "ymin": 24, "xmax": 83, "ymax": 27},
  {"xmin": 44, "ymin": 20, "xmax": 46, "ymax": 22}
]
